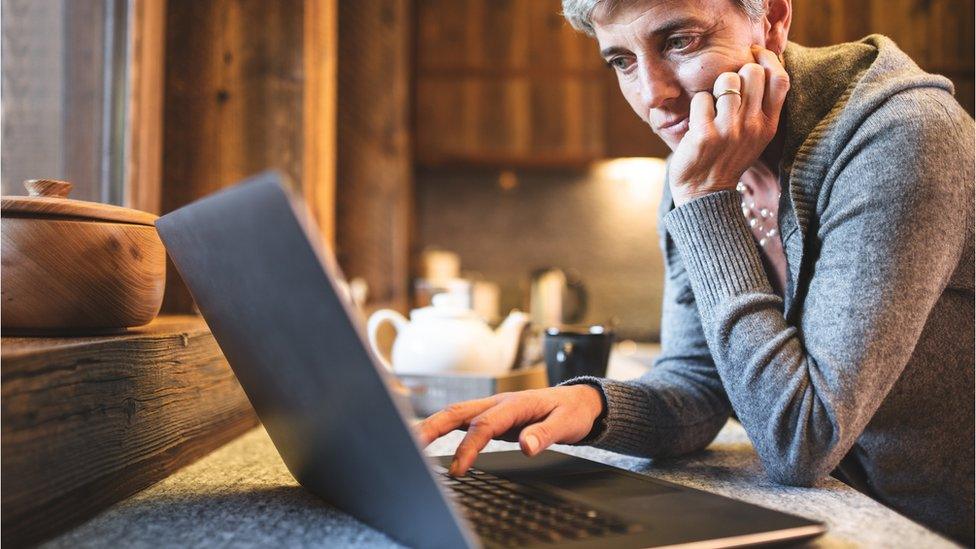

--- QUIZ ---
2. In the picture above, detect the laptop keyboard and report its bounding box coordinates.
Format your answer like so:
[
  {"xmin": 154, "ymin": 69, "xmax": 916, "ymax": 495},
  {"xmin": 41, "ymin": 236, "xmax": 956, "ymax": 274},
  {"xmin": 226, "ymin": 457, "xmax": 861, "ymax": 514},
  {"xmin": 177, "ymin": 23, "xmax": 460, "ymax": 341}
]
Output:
[{"xmin": 438, "ymin": 467, "xmax": 642, "ymax": 547}]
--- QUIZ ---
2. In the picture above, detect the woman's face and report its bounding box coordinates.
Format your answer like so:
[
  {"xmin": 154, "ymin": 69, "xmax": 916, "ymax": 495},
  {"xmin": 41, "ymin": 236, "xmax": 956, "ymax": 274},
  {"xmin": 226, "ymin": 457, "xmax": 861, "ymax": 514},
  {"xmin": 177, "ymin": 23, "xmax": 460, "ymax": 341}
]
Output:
[{"xmin": 592, "ymin": 0, "xmax": 766, "ymax": 150}]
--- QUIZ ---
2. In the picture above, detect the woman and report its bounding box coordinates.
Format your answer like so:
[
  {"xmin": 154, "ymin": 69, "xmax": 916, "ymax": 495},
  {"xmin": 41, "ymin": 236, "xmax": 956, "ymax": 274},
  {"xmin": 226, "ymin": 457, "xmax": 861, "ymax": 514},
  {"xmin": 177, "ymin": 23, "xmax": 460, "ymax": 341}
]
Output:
[{"xmin": 418, "ymin": 0, "xmax": 975, "ymax": 542}]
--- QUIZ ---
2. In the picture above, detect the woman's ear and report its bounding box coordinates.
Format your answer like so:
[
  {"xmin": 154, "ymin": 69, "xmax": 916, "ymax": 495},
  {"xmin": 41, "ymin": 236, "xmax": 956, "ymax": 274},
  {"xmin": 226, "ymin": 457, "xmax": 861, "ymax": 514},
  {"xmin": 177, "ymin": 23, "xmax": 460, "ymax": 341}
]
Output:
[{"xmin": 763, "ymin": 0, "xmax": 792, "ymax": 55}]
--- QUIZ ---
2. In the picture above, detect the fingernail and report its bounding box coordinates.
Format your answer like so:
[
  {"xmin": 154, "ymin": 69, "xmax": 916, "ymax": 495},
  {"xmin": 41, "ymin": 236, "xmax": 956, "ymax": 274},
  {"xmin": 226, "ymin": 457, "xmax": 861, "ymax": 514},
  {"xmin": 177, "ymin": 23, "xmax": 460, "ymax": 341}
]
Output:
[{"xmin": 524, "ymin": 434, "xmax": 540, "ymax": 455}]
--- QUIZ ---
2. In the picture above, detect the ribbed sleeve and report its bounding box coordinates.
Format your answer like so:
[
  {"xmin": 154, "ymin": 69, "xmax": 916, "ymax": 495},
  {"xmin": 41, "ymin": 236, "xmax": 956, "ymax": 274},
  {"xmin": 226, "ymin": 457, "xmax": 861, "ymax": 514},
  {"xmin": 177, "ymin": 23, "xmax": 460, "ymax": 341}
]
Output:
[
  {"xmin": 559, "ymin": 376, "xmax": 661, "ymax": 450},
  {"xmin": 663, "ymin": 191, "xmax": 774, "ymax": 318},
  {"xmin": 558, "ymin": 373, "xmax": 731, "ymax": 457}
]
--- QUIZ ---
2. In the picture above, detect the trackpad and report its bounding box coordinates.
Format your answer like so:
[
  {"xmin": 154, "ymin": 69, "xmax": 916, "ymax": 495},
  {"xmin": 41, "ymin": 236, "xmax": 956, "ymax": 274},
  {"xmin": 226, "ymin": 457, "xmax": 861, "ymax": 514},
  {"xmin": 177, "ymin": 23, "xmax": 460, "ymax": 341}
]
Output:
[{"xmin": 534, "ymin": 471, "xmax": 677, "ymax": 499}]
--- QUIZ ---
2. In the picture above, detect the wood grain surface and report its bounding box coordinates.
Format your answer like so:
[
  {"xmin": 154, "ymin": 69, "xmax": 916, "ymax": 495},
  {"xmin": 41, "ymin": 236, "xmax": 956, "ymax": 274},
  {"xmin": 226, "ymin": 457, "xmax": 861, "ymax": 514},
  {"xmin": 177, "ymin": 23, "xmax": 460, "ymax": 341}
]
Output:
[
  {"xmin": 336, "ymin": 0, "xmax": 413, "ymax": 312},
  {"xmin": 303, "ymin": 0, "xmax": 338, "ymax": 247},
  {"xmin": 124, "ymin": 0, "xmax": 167, "ymax": 215},
  {"xmin": 161, "ymin": 0, "xmax": 337, "ymax": 314},
  {"xmin": 0, "ymin": 217, "xmax": 165, "ymax": 332},
  {"xmin": 0, "ymin": 195, "xmax": 158, "ymax": 225},
  {"xmin": 1, "ymin": 316, "xmax": 259, "ymax": 547}
]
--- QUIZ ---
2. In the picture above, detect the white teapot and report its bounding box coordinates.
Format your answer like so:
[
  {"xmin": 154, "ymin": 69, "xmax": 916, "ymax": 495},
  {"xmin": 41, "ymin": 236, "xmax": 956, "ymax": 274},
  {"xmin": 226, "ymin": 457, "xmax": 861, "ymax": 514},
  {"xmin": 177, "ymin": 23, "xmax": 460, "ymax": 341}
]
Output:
[{"xmin": 367, "ymin": 293, "xmax": 529, "ymax": 376}]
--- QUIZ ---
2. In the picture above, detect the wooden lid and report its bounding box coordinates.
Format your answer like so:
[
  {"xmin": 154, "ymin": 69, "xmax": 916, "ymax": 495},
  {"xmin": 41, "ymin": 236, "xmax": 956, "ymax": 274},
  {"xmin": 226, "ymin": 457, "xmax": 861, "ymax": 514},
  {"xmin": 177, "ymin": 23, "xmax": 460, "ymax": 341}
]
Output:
[{"xmin": 1, "ymin": 179, "xmax": 158, "ymax": 226}]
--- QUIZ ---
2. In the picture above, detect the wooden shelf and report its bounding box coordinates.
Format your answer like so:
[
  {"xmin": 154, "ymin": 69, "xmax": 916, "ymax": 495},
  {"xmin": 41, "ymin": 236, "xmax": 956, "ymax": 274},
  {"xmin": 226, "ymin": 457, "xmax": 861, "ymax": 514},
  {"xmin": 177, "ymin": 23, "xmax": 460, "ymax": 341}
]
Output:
[{"xmin": 1, "ymin": 315, "xmax": 258, "ymax": 547}]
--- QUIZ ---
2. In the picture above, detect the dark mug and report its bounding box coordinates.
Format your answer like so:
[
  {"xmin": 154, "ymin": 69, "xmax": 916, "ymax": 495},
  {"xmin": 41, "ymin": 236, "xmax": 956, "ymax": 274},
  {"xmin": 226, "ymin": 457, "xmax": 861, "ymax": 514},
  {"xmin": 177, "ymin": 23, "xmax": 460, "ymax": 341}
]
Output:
[{"xmin": 543, "ymin": 325, "xmax": 614, "ymax": 386}]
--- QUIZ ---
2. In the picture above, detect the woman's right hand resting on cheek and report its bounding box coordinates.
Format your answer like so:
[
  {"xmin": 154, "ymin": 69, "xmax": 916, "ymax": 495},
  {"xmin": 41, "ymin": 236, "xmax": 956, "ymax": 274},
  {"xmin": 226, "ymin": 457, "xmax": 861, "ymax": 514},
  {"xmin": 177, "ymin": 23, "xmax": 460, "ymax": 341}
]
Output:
[{"xmin": 416, "ymin": 384, "xmax": 606, "ymax": 477}]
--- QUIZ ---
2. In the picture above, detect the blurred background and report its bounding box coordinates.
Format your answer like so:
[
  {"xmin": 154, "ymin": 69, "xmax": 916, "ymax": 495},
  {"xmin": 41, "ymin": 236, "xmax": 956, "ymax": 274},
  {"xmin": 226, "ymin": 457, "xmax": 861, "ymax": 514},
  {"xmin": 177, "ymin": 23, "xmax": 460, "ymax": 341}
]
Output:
[{"xmin": 3, "ymin": 0, "xmax": 974, "ymax": 342}]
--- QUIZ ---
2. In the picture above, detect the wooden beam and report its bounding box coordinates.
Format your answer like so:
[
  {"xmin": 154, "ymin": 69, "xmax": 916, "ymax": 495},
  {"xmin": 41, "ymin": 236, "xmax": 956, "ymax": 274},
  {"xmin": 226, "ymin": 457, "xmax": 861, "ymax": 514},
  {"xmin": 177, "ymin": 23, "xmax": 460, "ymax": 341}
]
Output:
[
  {"xmin": 336, "ymin": 0, "xmax": 413, "ymax": 311},
  {"xmin": 124, "ymin": 0, "xmax": 167, "ymax": 214},
  {"xmin": 1, "ymin": 316, "xmax": 258, "ymax": 547},
  {"xmin": 161, "ymin": 0, "xmax": 338, "ymax": 313},
  {"xmin": 303, "ymin": 0, "xmax": 338, "ymax": 247}
]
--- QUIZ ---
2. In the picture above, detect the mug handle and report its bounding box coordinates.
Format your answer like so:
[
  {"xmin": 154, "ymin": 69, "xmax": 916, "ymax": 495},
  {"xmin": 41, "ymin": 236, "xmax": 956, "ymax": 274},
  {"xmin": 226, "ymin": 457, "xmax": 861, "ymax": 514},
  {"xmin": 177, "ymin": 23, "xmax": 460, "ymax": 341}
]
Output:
[{"xmin": 367, "ymin": 309, "xmax": 409, "ymax": 372}]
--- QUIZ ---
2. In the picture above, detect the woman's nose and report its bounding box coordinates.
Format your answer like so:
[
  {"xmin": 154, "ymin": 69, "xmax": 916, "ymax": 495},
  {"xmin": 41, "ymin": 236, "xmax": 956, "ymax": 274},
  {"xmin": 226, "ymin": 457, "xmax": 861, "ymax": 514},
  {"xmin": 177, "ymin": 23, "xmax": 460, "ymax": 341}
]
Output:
[{"xmin": 637, "ymin": 60, "xmax": 681, "ymax": 110}]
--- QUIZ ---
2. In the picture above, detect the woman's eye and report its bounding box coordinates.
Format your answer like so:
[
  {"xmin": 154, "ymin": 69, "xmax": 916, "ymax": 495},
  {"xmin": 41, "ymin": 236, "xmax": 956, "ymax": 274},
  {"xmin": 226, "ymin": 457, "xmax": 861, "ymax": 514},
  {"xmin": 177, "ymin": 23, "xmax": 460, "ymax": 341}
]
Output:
[
  {"xmin": 607, "ymin": 57, "xmax": 634, "ymax": 71},
  {"xmin": 665, "ymin": 36, "xmax": 696, "ymax": 52}
]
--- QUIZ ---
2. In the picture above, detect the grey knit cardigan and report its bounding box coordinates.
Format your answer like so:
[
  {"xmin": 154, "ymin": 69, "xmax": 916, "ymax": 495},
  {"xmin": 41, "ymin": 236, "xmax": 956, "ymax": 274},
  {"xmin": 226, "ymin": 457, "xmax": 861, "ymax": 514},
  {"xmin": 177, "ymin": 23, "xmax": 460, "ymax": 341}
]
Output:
[{"xmin": 567, "ymin": 36, "xmax": 975, "ymax": 543}]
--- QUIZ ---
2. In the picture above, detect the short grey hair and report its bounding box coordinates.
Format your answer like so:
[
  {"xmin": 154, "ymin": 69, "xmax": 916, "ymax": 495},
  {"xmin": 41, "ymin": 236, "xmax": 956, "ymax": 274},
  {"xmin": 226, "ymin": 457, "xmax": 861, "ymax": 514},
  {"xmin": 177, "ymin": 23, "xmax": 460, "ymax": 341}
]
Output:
[{"xmin": 562, "ymin": 0, "xmax": 767, "ymax": 36}]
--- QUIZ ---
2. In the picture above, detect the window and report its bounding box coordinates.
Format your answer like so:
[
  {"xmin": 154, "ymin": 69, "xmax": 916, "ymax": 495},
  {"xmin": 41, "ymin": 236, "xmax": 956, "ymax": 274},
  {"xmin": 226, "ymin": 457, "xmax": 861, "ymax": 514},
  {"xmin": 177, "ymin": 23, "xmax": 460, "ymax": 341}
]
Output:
[{"xmin": 2, "ymin": 0, "xmax": 130, "ymax": 204}]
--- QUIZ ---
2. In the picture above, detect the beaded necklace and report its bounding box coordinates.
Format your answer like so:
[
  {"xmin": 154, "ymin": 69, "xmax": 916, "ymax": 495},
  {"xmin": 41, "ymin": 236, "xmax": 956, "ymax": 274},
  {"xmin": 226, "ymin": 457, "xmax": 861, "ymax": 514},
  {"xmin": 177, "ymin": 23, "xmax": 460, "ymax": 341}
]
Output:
[{"xmin": 736, "ymin": 181, "xmax": 780, "ymax": 248}]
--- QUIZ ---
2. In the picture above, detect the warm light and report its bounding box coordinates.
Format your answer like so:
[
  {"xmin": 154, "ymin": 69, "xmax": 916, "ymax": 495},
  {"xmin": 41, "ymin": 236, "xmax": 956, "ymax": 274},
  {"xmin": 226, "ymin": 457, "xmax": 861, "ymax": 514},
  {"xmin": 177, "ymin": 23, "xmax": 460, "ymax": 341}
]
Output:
[
  {"xmin": 498, "ymin": 170, "xmax": 519, "ymax": 191},
  {"xmin": 616, "ymin": 339, "xmax": 639, "ymax": 356},
  {"xmin": 591, "ymin": 157, "xmax": 667, "ymax": 202}
]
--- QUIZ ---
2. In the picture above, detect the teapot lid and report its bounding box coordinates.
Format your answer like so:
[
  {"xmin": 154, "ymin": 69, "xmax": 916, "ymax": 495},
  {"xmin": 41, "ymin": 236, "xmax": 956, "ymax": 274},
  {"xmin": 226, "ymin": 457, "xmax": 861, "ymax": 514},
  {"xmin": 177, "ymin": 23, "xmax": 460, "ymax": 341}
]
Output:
[
  {"xmin": 1, "ymin": 179, "xmax": 158, "ymax": 226},
  {"xmin": 412, "ymin": 292, "xmax": 480, "ymax": 320}
]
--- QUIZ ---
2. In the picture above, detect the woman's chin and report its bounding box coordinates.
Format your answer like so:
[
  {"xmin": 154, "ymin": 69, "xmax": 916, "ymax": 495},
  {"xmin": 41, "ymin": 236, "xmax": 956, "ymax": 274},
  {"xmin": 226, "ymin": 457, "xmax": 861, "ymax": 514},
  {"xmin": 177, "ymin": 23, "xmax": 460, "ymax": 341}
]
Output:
[{"xmin": 658, "ymin": 130, "xmax": 684, "ymax": 152}]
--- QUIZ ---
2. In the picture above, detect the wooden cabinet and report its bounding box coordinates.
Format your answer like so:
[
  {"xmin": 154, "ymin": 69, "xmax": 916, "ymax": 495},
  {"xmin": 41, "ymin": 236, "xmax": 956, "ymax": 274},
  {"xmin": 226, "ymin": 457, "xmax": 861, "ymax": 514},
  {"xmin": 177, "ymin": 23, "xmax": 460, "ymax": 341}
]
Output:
[
  {"xmin": 789, "ymin": 0, "xmax": 974, "ymax": 114},
  {"xmin": 415, "ymin": 0, "xmax": 668, "ymax": 167}
]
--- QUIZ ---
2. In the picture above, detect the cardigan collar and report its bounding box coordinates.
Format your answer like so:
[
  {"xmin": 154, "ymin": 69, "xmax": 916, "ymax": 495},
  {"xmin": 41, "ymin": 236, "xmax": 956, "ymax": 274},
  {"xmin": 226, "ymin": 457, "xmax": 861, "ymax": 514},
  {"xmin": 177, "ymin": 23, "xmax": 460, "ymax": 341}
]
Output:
[{"xmin": 777, "ymin": 39, "xmax": 877, "ymax": 317}]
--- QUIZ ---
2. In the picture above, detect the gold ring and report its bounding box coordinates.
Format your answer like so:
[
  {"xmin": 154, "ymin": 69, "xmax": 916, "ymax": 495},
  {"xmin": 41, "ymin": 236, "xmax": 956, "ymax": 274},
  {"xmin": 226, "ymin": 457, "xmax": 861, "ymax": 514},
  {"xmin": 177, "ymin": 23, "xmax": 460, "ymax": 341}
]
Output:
[{"xmin": 714, "ymin": 88, "xmax": 742, "ymax": 100}]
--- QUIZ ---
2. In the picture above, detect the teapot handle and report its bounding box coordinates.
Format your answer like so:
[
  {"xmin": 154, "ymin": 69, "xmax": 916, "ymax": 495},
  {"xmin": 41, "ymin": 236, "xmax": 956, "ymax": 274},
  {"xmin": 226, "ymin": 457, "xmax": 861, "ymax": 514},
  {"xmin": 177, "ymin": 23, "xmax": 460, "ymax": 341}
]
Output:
[{"xmin": 366, "ymin": 309, "xmax": 409, "ymax": 372}]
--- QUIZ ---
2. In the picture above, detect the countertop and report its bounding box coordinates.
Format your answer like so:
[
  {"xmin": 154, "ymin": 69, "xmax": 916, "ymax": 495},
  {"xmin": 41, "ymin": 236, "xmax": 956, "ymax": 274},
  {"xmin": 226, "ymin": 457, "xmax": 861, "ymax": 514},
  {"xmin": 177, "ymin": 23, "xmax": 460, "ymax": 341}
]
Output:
[{"xmin": 42, "ymin": 419, "xmax": 959, "ymax": 548}]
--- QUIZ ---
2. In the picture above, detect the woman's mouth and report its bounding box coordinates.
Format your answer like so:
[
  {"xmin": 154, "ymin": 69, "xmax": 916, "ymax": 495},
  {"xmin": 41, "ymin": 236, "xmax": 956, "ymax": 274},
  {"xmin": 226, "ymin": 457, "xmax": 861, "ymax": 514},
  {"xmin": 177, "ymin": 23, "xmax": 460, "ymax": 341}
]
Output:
[{"xmin": 657, "ymin": 116, "xmax": 688, "ymax": 136}]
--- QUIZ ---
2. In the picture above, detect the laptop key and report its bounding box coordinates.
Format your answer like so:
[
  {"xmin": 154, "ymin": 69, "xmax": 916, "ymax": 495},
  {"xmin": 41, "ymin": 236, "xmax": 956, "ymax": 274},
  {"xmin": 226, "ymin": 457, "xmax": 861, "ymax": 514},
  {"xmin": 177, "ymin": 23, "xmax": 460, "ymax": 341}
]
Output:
[{"xmin": 438, "ymin": 467, "xmax": 642, "ymax": 546}]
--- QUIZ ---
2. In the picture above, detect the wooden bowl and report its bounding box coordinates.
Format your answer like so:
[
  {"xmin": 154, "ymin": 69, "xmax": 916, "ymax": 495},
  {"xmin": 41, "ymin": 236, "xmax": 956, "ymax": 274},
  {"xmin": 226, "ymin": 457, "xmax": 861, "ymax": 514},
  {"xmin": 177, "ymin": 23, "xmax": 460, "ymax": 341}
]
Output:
[{"xmin": 1, "ymin": 179, "xmax": 166, "ymax": 334}]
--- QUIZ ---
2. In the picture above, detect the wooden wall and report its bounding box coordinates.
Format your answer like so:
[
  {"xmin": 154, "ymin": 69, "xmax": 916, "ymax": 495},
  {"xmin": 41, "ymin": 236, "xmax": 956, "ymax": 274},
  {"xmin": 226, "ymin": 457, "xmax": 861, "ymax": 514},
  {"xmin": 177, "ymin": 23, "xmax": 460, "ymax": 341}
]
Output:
[
  {"xmin": 125, "ymin": 0, "xmax": 167, "ymax": 215},
  {"xmin": 161, "ymin": 0, "xmax": 336, "ymax": 313},
  {"xmin": 162, "ymin": 0, "xmax": 414, "ymax": 316},
  {"xmin": 335, "ymin": 0, "xmax": 413, "ymax": 312}
]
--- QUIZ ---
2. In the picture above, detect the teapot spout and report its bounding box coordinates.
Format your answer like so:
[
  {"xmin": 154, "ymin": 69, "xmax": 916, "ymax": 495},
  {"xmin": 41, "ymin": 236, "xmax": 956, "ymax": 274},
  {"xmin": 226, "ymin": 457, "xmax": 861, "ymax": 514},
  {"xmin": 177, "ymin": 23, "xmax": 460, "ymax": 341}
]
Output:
[{"xmin": 494, "ymin": 310, "xmax": 530, "ymax": 371}]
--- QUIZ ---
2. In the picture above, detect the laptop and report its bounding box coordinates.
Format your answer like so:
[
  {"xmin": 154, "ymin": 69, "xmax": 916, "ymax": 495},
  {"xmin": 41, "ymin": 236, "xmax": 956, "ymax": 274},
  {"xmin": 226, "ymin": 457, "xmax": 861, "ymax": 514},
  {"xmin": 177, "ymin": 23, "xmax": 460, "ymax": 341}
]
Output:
[{"xmin": 156, "ymin": 171, "xmax": 826, "ymax": 548}]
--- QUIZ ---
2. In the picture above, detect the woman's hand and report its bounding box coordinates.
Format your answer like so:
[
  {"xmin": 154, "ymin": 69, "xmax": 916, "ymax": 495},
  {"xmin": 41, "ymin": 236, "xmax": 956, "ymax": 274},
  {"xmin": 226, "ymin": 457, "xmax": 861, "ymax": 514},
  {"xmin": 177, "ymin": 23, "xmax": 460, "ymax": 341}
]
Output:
[
  {"xmin": 668, "ymin": 46, "xmax": 790, "ymax": 207},
  {"xmin": 416, "ymin": 385, "xmax": 605, "ymax": 476}
]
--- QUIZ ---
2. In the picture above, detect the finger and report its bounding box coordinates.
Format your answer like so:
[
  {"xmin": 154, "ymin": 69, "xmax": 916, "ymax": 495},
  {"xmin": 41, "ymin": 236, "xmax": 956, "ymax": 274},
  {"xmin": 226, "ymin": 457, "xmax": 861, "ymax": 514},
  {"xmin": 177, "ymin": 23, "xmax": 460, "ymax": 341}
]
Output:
[
  {"xmin": 451, "ymin": 397, "xmax": 552, "ymax": 476},
  {"xmin": 711, "ymin": 71, "xmax": 742, "ymax": 130},
  {"xmin": 751, "ymin": 45, "xmax": 790, "ymax": 120},
  {"xmin": 688, "ymin": 91, "xmax": 716, "ymax": 135},
  {"xmin": 518, "ymin": 408, "xmax": 591, "ymax": 457},
  {"xmin": 737, "ymin": 62, "xmax": 765, "ymax": 118},
  {"xmin": 493, "ymin": 425, "xmax": 525, "ymax": 443},
  {"xmin": 417, "ymin": 396, "xmax": 499, "ymax": 446}
]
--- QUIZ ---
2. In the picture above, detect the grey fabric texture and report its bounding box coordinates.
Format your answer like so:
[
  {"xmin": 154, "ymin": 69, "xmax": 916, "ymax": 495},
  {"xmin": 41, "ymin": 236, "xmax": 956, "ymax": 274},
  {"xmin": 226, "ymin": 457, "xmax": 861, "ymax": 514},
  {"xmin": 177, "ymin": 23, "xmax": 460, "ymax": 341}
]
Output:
[{"xmin": 563, "ymin": 35, "xmax": 975, "ymax": 543}]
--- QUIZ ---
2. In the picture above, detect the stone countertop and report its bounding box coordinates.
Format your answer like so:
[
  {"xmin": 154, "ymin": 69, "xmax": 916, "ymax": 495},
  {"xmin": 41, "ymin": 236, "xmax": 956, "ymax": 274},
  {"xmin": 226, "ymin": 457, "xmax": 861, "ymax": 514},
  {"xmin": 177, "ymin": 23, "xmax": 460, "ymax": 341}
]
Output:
[{"xmin": 43, "ymin": 420, "xmax": 958, "ymax": 548}]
